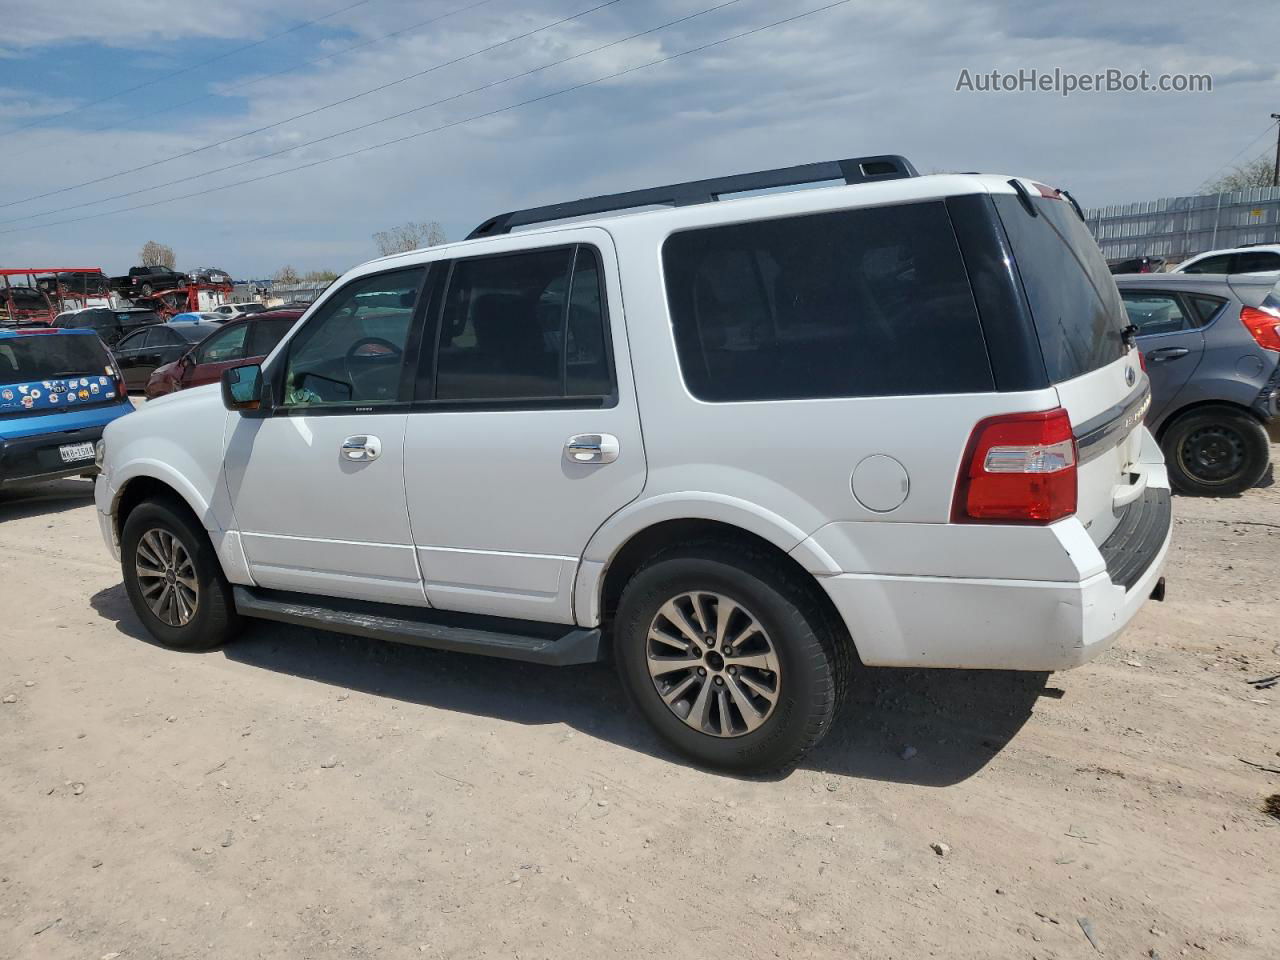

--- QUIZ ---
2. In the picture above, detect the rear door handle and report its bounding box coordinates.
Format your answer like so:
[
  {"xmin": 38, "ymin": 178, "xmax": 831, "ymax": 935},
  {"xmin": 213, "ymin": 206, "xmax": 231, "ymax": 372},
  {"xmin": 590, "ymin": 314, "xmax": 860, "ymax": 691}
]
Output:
[
  {"xmin": 1147, "ymin": 347, "xmax": 1189, "ymax": 362},
  {"xmin": 565, "ymin": 433, "xmax": 619, "ymax": 464},
  {"xmin": 341, "ymin": 435, "xmax": 381, "ymax": 461}
]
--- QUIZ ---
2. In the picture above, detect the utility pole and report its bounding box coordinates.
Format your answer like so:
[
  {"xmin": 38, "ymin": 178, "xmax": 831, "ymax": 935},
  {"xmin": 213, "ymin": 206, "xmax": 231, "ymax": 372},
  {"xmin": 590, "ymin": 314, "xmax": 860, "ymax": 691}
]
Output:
[{"xmin": 1272, "ymin": 113, "xmax": 1280, "ymax": 187}]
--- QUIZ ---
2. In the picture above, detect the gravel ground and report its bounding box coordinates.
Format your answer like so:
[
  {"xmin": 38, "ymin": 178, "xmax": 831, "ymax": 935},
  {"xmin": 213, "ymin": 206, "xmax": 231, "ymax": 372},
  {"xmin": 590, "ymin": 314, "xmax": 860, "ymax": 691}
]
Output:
[{"xmin": 1, "ymin": 449, "xmax": 1277, "ymax": 960}]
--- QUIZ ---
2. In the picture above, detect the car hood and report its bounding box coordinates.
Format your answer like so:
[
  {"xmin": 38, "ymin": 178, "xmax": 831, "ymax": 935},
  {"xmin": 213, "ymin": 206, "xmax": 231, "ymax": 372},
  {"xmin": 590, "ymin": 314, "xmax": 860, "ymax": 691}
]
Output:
[
  {"xmin": 150, "ymin": 360, "xmax": 179, "ymax": 381},
  {"xmin": 144, "ymin": 380, "xmax": 219, "ymax": 409}
]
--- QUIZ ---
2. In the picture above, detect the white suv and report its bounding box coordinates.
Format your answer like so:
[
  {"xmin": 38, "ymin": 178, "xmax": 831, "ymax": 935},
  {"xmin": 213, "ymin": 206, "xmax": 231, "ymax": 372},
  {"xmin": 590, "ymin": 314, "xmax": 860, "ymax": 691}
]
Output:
[{"xmin": 94, "ymin": 156, "xmax": 1172, "ymax": 772}]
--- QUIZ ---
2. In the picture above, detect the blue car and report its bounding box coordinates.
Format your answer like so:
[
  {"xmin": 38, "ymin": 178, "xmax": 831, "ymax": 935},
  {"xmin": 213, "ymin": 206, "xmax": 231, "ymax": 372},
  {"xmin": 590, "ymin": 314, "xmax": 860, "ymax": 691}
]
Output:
[{"xmin": 0, "ymin": 329, "xmax": 134, "ymax": 488}]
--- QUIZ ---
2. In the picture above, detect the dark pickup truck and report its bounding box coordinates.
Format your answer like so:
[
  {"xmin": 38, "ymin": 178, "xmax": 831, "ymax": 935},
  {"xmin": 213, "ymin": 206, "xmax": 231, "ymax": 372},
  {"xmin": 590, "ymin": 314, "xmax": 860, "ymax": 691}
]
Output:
[{"xmin": 109, "ymin": 266, "xmax": 189, "ymax": 297}]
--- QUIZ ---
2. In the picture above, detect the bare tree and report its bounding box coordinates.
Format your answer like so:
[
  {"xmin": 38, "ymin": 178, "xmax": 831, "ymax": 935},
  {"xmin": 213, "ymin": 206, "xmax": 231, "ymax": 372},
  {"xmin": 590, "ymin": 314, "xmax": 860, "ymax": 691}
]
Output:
[
  {"xmin": 274, "ymin": 265, "xmax": 300, "ymax": 286},
  {"xmin": 372, "ymin": 220, "xmax": 446, "ymax": 256},
  {"xmin": 302, "ymin": 269, "xmax": 339, "ymax": 283},
  {"xmin": 139, "ymin": 240, "xmax": 176, "ymax": 269},
  {"xmin": 1205, "ymin": 154, "xmax": 1275, "ymax": 194}
]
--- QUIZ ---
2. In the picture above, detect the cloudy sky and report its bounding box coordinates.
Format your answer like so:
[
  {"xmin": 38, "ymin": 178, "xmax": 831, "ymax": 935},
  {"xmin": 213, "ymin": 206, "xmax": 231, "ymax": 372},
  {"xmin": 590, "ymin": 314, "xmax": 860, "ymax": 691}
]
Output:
[{"xmin": 0, "ymin": 0, "xmax": 1276, "ymax": 278}]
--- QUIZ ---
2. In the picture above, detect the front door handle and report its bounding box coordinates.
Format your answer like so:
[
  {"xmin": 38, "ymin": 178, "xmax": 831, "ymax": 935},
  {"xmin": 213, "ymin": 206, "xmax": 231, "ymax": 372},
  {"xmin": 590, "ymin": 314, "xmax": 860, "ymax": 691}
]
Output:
[
  {"xmin": 342, "ymin": 435, "xmax": 382, "ymax": 461},
  {"xmin": 565, "ymin": 433, "xmax": 619, "ymax": 464},
  {"xmin": 1147, "ymin": 347, "xmax": 1190, "ymax": 362}
]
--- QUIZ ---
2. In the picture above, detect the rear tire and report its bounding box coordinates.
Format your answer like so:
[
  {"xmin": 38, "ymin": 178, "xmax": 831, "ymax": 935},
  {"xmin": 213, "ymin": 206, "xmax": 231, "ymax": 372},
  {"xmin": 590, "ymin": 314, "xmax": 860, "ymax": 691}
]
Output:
[
  {"xmin": 1162, "ymin": 406, "xmax": 1270, "ymax": 497},
  {"xmin": 121, "ymin": 499, "xmax": 242, "ymax": 650},
  {"xmin": 613, "ymin": 544, "xmax": 851, "ymax": 773}
]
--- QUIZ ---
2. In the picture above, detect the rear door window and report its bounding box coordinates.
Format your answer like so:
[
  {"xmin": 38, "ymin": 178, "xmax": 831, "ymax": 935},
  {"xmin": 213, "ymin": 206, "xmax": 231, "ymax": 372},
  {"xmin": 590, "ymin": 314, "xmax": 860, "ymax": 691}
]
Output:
[
  {"xmin": 994, "ymin": 194, "xmax": 1126, "ymax": 383},
  {"xmin": 1181, "ymin": 254, "xmax": 1234, "ymax": 274},
  {"xmin": 431, "ymin": 246, "xmax": 612, "ymax": 402},
  {"xmin": 1187, "ymin": 294, "xmax": 1227, "ymax": 324},
  {"xmin": 662, "ymin": 202, "xmax": 992, "ymax": 402},
  {"xmin": 1121, "ymin": 292, "xmax": 1197, "ymax": 335},
  {"xmin": 247, "ymin": 318, "xmax": 295, "ymax": 357}
]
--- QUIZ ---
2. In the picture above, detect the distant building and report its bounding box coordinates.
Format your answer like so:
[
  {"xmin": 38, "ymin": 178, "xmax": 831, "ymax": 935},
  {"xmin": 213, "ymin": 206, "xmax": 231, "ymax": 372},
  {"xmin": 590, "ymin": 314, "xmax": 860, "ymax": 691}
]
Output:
[{"xmin": 1085, "ymin": 186, "xmax": 1280, "ymax": 265}]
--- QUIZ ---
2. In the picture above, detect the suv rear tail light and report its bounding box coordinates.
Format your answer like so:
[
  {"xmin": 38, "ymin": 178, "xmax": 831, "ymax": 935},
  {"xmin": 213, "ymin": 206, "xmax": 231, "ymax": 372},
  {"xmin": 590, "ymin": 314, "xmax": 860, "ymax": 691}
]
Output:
[
  {"xmin": 1240, "ymin": 306, "xmax": 1280, "ymax": 352},
  {"xmin": 952, "ymin": 408, "xmax": 1077, "ymax": 524}
]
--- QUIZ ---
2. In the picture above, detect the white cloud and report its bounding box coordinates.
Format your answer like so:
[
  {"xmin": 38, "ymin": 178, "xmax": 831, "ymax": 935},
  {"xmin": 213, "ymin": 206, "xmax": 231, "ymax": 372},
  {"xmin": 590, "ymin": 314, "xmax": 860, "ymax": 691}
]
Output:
[{"xmin": 0, "ymin": 0, "xmax": 1276, "ymax": 276}]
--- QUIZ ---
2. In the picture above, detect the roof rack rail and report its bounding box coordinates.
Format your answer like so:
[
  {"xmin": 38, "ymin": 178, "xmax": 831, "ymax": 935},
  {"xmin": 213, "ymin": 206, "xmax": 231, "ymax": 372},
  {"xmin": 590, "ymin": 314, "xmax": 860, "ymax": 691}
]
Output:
[{"xmin": 466, "ymin": 154, "xmax": 919, "ymax": 240}]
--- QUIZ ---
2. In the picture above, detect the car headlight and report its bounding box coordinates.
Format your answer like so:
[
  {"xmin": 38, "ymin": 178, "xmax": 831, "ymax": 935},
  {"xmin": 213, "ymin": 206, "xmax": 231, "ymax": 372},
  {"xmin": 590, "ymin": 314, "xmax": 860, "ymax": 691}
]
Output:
[{"xmin": 95, "ymin": 438, "xmax": 106, "ymax": 470}]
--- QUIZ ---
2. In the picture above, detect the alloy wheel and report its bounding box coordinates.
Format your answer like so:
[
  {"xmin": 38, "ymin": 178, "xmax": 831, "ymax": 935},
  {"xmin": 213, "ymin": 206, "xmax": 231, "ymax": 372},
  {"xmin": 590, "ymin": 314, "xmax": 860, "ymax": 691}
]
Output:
[
  {"xmin": 646, "ymin": 591, "xmax": 781, "ymax": 738},
  {"xmin": 135, "ymin": 528, "xmax": 199, "ymax": 627}
]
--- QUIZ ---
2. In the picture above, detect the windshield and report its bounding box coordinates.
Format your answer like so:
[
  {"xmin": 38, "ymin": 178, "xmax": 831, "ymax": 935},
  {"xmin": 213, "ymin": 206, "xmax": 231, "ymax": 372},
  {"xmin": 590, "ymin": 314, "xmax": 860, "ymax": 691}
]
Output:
[
  {"xmin": 0, "ymin": 335, "xmax": 113, "ymax": 382},
  {"xmin": 174, "ymin": 324, "xmax": 218, "ymax": 342}
]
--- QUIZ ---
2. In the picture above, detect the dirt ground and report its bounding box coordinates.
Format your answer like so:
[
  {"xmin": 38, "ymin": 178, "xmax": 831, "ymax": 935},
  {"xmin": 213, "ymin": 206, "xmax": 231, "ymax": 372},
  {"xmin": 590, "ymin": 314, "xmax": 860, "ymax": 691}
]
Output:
[{"xmin": 2, "ymin": 449, "xmax": 1277, "ymax": 960}]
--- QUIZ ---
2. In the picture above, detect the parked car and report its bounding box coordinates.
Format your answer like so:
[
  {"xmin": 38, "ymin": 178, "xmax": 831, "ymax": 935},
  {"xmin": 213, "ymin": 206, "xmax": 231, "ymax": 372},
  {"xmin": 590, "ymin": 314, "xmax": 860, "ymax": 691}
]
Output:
[
  {"xmin": 36, "ymin": 271, "xmax": 112, "ymax": 297},
  {"xmin": 109, "ymin": 266, "xmax": 189, "ymax": 297},
  {"xmin": 52, "ymin": 306, "xmax": 163, "ymax": 347},
  {"xmin": 145, "ymin": 309, "xmax": 300, "ymax": 399},
  {"xmin": 211, "ymin": 302, "xmax": 268, "ymax": 319},
  {"xmin": 1173, "ymin": 244, "xmax": 1280, "ymax": 276},
  {"xmin": 1108, "ymin": 256, "xmax": 1166, "ymax": 275},
  {"xmin": 113, "ymin": 322, "xmax": 221, "ymax": 391},
  {"xmin": 168, "ymin": 311, "xmax": 227, "ymax": 324},
  {"xmin": 96, "ymin": 157, "xmax": 1171, "ymax": 773},
  {"xmin": 1116, "ymin": 274, "xmax": 1279, "ymax": 495},
  {"xmin": 0, "ymin": 328, "xmax": 133, "ymax": 489},
  {"xmin": 1, "ymin": 285, "xmax": 55, "ymax": 326},
  {"xmin": 188, "ymin": 267, "xmax": 231, "ymax": 284}
]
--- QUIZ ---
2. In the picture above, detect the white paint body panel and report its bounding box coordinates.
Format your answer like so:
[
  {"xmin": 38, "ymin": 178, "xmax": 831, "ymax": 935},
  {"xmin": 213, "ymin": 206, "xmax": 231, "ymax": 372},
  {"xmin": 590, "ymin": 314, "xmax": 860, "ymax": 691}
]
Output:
[{"xmin": 93, "ymin": 172, "xmax": 1170, "ymax": 673}]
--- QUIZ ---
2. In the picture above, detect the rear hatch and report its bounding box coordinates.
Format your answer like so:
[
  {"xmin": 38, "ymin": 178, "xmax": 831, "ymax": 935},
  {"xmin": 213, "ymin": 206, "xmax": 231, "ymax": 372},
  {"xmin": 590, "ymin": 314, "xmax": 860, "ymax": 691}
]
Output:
[
  {"xmin": 994, "ymin": 186, "xmax": 1149, "ymax": 547},
  {"xmin": 0, "ymin": 332, "xmax": 125, "ymax": 419}
]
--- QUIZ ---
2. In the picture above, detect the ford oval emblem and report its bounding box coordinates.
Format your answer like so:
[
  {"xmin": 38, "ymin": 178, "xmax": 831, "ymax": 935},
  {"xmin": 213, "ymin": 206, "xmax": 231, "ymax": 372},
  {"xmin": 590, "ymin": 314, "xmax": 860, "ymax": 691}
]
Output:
[{"xmin": 1125, "ymin": 366, "xmax": 1136, "ymax": 387}]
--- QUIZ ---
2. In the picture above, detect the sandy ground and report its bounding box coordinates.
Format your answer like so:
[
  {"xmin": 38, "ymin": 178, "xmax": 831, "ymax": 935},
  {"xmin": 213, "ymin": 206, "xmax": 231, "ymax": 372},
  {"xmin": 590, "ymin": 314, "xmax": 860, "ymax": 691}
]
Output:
[{"xmin": 1, "ymin": 449, "xmax": 1278, "ymax": 960}]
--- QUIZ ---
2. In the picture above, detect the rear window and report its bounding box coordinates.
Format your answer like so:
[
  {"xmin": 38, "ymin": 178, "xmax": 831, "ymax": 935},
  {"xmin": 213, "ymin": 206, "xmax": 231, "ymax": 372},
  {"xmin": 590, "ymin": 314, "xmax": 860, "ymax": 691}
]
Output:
[
  {"xmin": 116, "ymin": 310, "xmax": 159, "ymax": 325},
  {"xmin": 662, "ymin": 202, "xmax": 993, "ymax": 402},
  {"xmin": 0, "ymin": 335, "xmax": 112, "ymax": 381},
  {"xmin": 994, "ymin": 194, "xmax": 1126, "ymax": 383}
]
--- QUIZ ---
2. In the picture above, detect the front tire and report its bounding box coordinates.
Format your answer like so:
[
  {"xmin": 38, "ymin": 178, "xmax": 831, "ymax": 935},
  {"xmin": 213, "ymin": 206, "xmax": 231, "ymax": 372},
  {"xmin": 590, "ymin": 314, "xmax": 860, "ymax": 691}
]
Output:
[
  {"xmin": 613, "ymin": 545, "xmax": 850, "ymax": 773},
  {"xmin": 121, "ymin": 499, "xmax": 242, "ymax": 650},
  {"xmin": 1162, "ymin": 406, "xmax": 1270, "ymax": 497}
]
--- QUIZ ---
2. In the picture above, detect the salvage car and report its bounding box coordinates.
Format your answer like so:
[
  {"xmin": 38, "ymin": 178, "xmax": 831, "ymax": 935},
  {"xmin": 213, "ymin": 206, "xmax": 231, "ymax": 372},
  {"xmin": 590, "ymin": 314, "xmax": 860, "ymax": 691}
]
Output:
[
  {"xmin": 96, "ymin": 157, "xmax": 1171, "ymax": 772},
  {"xmin": 1117, "ymin": 273, "xmax": 1278, "ymax": 495},
  {"xmin": 113, "ymin": 321, "xmax": 221, "ymax": 392},
  {"xmin": 0, "ymin": 329, "xmax": 133, "ymax": 489},
  {"xmin": 144, "ymin": 309, "xmax": 300, "ymax": 399}
]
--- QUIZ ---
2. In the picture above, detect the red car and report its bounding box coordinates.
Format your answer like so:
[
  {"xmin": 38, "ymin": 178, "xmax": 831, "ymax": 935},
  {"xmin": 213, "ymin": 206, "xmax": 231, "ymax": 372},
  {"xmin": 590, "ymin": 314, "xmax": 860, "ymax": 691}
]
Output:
[{"xmin": 145, "ymin": 309, "xmax": 301, "ymax": 399}]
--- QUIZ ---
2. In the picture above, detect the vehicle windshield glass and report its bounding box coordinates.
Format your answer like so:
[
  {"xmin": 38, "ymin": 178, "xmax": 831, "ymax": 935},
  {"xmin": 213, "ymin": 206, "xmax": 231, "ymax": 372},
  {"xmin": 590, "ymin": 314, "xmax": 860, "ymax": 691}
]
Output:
[
  {"xmin": 995, "ymin": 194, "xmax": 1127, "ymax": 383},
  {"xmin": 0, "ymin": 335, "xmax": 112, "ymax": 381}
]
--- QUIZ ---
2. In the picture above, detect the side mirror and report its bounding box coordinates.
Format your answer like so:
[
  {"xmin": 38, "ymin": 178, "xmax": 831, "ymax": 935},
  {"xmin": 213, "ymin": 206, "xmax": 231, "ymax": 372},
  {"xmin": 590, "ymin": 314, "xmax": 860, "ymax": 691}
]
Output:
[{"xmin": 221, "ymin": 363, "xmax": 266, "ymax": 414}]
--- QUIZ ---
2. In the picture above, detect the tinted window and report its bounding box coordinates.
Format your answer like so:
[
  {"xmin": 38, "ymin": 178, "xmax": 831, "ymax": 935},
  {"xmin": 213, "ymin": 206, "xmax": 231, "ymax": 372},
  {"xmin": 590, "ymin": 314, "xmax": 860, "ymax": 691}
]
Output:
[
  {"xmin": 1181, "ymin": 254, "xmax": 1234, "ymax": 274},
  {"xmin": 117, "ymin": 310, "xmax": 159, "ymax": 328},
  {"xmin": 283, "ymin": 267, "xmax": 424, "ymax": 407},
  {"xmin": 174, "ymin": 323, "xmax": 217, "ymax": 343},
  {"xmin": 1188, "ymin": 295, "xmax": 1227, "ymax": 325},
  {"xmin": 194, "ymin": 324, "xmax": 248, "ymax": 365},
  {"xmin": 1235, "ymin": 251, "xmax": 1280, "ymax": 274},
  {"xmin": 60, "ymin": 309, "xmax": 107, "ymax": 329},
  {"xmin": 0, "ymin": 335, "xmax": 112, "ymax": 381},
  {"xmin": 995, "ymin": 195, "xmax": 1126, "ymax": 383},
  {"xmin": 1121, "ymin": 293, "xmax": 1195, "ymax": 335},
  {"xmin": 434, "ymin": 246, "xmax": 612, "ymax": 401},
  {"xmin": 247, "ymin": 317, "xmax": 295, "ymax": 357},
  {"xmin": 664, "ymin": 203, "xmax": 991, "ymax": 402},
  {"xmin": 116, "ymin": 328, "xmax": 150, "ymax": 350}
]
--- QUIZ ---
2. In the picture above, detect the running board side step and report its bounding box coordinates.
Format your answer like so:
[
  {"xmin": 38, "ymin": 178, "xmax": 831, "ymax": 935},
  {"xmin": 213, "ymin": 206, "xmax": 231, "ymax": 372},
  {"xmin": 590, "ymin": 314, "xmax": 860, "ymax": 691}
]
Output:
[{"xmin": 232, "ymin": 586, "xmax": 602, "ymax": 666}]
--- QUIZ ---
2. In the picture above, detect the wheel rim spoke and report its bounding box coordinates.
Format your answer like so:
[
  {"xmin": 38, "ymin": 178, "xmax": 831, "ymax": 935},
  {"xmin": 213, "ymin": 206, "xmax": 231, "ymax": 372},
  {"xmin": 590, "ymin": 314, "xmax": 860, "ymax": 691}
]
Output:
[
  {"xmin": 133, "ymin": 527, "xmax": 199, "ymax": 627},
  {"xmin": 645, "ymin": 590, "xmax": 781, "ymax": 740}
]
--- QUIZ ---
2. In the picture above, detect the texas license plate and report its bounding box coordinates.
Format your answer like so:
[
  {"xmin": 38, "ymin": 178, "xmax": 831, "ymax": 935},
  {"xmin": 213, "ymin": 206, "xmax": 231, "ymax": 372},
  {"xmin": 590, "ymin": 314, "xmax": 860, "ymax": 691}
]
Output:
[{"xmin": 59, "ymin": 441, "xmax": 95, "ymax": 463}]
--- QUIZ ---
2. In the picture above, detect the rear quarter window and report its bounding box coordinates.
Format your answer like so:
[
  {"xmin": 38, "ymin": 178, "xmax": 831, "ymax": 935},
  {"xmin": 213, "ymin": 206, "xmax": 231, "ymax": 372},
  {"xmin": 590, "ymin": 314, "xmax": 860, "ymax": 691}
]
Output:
[
  {"xmin": 662, "ymin": 201, "xmax": 994, "ymax": 402},
  {"xmin": 994, "ymin": 194, "xmax": 1126, "ymax": 383}
]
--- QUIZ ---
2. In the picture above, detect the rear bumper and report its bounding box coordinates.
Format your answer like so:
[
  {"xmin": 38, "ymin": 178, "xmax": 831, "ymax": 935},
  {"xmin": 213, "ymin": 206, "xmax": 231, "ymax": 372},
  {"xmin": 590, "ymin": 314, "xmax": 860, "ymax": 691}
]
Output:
[
  {"xmin": 818, "ymin": 519, "xmax": 1170, "ymax": 671},
  {"xmin": 0, "ymin": 423, "xmax": 105, "ymax": 487}
]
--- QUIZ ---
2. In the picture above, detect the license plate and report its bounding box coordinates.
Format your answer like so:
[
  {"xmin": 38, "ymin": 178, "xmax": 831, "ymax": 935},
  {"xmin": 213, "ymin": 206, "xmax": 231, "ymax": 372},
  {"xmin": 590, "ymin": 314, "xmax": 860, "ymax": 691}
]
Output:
[{"xmin": 59, "ymin": 441, "xmax": 95, "ymax": 463}]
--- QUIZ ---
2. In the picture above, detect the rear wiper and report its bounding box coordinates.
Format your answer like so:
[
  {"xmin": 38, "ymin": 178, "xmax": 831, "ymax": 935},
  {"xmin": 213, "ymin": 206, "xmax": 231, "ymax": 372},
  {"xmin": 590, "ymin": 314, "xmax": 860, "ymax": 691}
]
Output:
[{"xmin": 1121, "ymin": 324, "xmax": 1139, "ymax": 348}]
